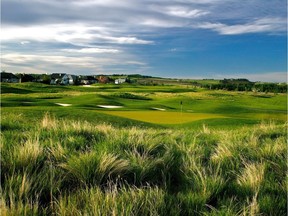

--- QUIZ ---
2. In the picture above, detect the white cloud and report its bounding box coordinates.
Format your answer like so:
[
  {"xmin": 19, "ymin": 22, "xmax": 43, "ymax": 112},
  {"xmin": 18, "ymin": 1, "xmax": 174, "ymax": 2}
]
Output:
[
  {"xmin": 177, "ymin": 0, "xmax": 229, "ymax": 3},
  {"xmin": 62, "ymin": 48, "xmax": 121, "ymax": 54},
  {"xmin": 1, "ymin": 53, "xmax": 147, "ymax": 71},
  {"xmin": 125, "ymin": 61, "xmax": 146, "ymax": 65},
  {"xmin": 101, "ymin": 36, "xmax": 154, "ymax": 44},
  {"xmin": 2, "ymin": 24, "xmax": 153, "ymax": 46},
  {"xmin": 20, "ymin": 41, "xmax": 30, "ymax": 45},
  {"xmin": 163, "ymin": 7, "xmax": 209, "ymax": 18},
  {"xmin": 141, "ymin": 18, "xmax": 185, "ymax": 28},
  {"xmin": 71, "ymin": 0, "xmax": 133, "ymax": 7},
  {"xmin": 197, "ymin": 17, "xmax": 286, "ymax": 35},
  {"xmin": 2, "ymin": 53, "xmax": 98, "ymax": 68}
]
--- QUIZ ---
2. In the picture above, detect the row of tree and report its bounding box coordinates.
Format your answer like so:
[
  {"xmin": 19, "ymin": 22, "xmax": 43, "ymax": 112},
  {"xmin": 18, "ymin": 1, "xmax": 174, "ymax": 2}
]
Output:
[{"xmin": 200, "ymin": 79, "xmax": 287, "ymax": 93}]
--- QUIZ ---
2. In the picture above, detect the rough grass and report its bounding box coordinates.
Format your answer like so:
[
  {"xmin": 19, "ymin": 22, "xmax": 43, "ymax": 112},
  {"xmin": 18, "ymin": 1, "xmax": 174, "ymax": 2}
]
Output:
[{"xmin": 1, "ymin": 113, "xmax": 287, "ymax": 215}]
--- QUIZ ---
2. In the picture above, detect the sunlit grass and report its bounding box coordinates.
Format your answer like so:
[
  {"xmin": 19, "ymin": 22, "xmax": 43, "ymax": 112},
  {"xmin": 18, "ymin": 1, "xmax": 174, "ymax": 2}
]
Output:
[
  {"xmin": 97, "ymin": 111, "xmax": 227, "ymax": 124},
  {"xmin": 237, "ymin": 162, "xmax": 265, "ymax": 193},
  {"xmin": 56, "ymin": 186, "xmax": 165, "ymax": 216},
  {"xmin": 1, "ymin": 113, "xmax": 286, "ymax": 215}
]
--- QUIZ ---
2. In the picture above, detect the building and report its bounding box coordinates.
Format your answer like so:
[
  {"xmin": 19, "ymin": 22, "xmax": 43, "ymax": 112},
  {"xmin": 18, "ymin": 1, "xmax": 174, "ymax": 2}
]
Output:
[
  {"xmin": 115, "ymin": 78, "xmax": 126, "ymax": 84},
  {"xmin": 79, "ymin": 76, "xmax": 98, "ymax": 85},
  {"xmin": 50, "ymin": 73, "xmax": 66, "ymax": 85},
  {"xmin": 1, "ymin": 72, "xmax": 20, "ymax": 83},
  {"xmin": 61, "ymin": 74, "xmax": 78, "ymax": 85},
  {"xmin": 97, "ymin": 75, "xmax": 110, "ymax": 84}
]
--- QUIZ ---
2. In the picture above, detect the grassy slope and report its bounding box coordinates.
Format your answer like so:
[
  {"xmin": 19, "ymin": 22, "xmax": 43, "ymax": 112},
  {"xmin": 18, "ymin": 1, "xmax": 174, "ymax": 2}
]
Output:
[
  {"xmin": 1, "ymin": 113, "xmax": 287, "ymax": 215},
  {"xmin": 1, "ymin": 83, "xmax": 286, "ymax": 129},
  {"xmin": 1, "ymin": 83, "xmax": 287, "ymax": 215}
]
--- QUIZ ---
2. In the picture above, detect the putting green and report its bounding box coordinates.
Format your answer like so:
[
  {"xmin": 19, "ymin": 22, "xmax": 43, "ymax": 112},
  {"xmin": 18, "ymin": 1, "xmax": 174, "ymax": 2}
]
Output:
[{"xmin": 97, "ymin": 111, "xmax": 227, "ymax": 124}]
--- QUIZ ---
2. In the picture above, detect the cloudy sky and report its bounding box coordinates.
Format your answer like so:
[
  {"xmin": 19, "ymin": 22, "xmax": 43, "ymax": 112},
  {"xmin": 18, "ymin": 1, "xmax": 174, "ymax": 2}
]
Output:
[{"xmin": 1, "ymin": 0, "xmax": 287, "ymax": 82}]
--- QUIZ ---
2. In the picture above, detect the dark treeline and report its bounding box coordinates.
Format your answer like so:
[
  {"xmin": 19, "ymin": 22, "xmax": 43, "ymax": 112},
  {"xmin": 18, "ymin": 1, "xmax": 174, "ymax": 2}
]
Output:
[{"xmin": 200, "ymin": 79, "xmax": 287, "ymax": 93}]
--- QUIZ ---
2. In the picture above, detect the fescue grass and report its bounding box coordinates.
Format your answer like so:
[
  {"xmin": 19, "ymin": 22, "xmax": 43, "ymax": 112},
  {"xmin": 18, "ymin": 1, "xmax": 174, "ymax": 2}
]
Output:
[
  {"xmin": 56, "ymin": 185, "xmax": 165, "ymax": 216},
  {"xmin": 1, "ymin": 113, "xmax": 287, "ymax": 215},
  {"xmin": 237, "ymin": 162, "xmax": 265, "ymax": 193}
]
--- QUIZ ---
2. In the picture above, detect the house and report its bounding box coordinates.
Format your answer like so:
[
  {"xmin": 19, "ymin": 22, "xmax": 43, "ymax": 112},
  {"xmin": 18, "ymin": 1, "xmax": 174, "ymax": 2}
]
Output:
[
  {"xmin": 115, "ymin": 78, "xmax": 126, "ymax": 84},
  {"xmin": 79, "ymin": 75, "xmax": 98, "ymax": 85},
  {"xmin": 97, "ymin": 75, "xmax": 110, "ymax": 84},
  {"xmin": 61, "ymin": 74, "xmax": 78, "ymax": 85},
  {"xmin": 50, "ymin": 73, "xmax": 66, "ymax": 85},
  {"xmin": 1, "ymin": 72, "xmax": 20, "ymax": 83}
]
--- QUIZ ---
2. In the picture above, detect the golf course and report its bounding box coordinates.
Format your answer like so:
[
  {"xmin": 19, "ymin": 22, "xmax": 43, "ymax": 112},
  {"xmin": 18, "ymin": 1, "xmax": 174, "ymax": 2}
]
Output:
[
  {"xmin": 2, "ymin": 0, "xmax": 287, "ymax": 214},
  {"xmin": 1, "ymin": 82, "xmax": 287, "ymax": 128},
  {"xmin": 1, "ymin": 82, "xmax": 287, "ymax": 215}
]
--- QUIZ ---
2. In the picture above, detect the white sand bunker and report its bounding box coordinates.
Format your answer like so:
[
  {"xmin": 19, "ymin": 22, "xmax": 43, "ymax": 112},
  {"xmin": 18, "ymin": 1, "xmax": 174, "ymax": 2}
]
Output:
[
  {"xmin": 55, "ymin": 103, "xmax": 72, "ymax": 107},
  {"xmin": 82, "ymin": 85, "xmax": 95, "ymax": 87},
  {"xmin": 151, "ymin": 107, "xmax": 166, "ymax": 111},
  {"xmin": 97, "ymin": 105, "xmax": 123, "ymax": 108}
]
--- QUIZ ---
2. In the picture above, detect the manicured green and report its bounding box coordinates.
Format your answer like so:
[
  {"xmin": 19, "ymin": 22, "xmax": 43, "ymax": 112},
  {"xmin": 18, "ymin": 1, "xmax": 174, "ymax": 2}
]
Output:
[{"xmin": 98, "ymin": 111, "xmax": 227, "ymax": 124}]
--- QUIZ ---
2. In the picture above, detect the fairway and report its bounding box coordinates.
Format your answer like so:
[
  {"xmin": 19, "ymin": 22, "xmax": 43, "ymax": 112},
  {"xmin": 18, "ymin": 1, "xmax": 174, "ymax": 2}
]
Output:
[{"xmin": 97, "ymin": 110, "xmax": 227, "ymax": 124}]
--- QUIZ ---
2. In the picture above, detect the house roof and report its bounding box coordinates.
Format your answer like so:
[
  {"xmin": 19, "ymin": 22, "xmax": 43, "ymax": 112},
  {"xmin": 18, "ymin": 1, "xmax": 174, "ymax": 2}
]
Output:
[
  {"xmin": 98, "ymin": 75, "xmax": 110, "ymax": 83},
  {"xmin": 51, "ymin": 73, "xmax": 66, "ymax": 79},
  {"xmin": 80, "ymin": 75, "xmax": 97, "ymax": 80},
  {"xmin": 63, "ymin": 74, "xmax": 77, "ymax": 80},
  {"xmin": 1, "ymin": 72, "xmax": 19, "ymax": 79}
]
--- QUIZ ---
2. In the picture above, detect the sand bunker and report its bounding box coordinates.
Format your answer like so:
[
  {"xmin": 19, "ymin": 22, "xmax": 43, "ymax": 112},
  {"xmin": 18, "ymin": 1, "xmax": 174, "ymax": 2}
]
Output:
[
  {"xmin": 55, "ymin": 103, "xmax": 72, "ymax": 107},
  {"xmin": 151, "ymin": 107, "xmax": 166, "ymax": 111},
  {"xmin": 97, "ymin": 105, "xmax": 123, "ymax": 109},
  {"xmin": 82, "ymin": 85, "xmax": 95, "ymax": 87}
]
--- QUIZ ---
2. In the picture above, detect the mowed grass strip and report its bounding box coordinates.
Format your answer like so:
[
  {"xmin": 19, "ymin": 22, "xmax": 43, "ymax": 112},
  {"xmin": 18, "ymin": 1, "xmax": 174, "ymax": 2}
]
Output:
[{"xmin": 97, "ymin": 111, "xmax": 227, "ymax": 124}]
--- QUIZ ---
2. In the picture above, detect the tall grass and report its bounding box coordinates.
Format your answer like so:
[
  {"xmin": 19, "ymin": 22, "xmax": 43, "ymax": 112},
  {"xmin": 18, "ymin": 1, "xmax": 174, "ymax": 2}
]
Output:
[
  {"xmin": 13, "ymin": 136, "xmax": 44, "ymax": 170},
  {"xmin": 60, "ymin": 152, "xmax": 130, "ymax": 187},
  {"xmin": 237, "ymin": 162, "xmax": 265, "ymax": 193},
  {"xmin": 241, "ymin": 193, "xmax": 260, "ymax": 216},
  {"xmin": 41, "ymin": 113, "xmax": 57, "ymax": 129},
  {"xmin": 56, "ymin": 185, "xmax": 164, "ymax": 216},
  {"xmin": 1, "ymin": 113, "xmax": 286, "ymax": 215}
]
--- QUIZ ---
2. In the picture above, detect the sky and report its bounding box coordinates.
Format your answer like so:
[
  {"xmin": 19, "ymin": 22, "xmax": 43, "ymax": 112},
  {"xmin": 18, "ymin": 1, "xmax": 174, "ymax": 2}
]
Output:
[{"xmin": 1, "ymin": 0, "xmax": 287, "ymax": 82}]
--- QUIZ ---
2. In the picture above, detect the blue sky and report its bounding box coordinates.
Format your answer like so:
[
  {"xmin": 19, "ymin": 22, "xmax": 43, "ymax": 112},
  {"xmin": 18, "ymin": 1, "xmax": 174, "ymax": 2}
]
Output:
[{"xmin": 1, "ymin": 0, "xmax": 287, "ymax": 82}]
